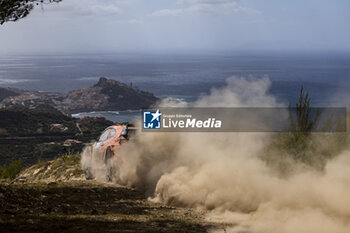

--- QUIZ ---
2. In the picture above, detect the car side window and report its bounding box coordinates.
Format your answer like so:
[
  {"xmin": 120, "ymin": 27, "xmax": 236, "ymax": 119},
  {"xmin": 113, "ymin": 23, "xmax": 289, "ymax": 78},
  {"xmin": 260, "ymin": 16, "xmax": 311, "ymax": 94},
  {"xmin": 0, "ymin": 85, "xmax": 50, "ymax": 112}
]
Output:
[{"xmin": 99, "ymin": 129, "xmax": 111, "ymax": 142}]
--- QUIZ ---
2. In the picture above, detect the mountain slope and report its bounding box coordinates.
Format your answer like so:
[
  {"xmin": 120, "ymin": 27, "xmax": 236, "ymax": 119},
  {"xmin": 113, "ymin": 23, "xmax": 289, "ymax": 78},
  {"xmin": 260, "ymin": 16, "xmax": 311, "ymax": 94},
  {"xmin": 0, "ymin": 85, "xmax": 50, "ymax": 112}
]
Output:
[
  {"xmin": 0, "ymin": 78, "xmax": 159, "ymax": 114},
  {"xmin": 63, "ymin": 77, "xmax": 158, "ymax": 113},
  {"xmin": 0, "ymin": 87, "xmax": 19, "ymax": 102}
]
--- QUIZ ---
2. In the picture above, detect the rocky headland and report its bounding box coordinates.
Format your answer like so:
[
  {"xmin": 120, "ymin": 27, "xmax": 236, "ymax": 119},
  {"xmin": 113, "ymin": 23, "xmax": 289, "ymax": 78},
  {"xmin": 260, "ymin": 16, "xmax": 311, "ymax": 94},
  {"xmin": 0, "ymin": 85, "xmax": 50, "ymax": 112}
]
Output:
[{"xmin": 0, "ymin": 77, "xmax": 159, "ymax": 114}]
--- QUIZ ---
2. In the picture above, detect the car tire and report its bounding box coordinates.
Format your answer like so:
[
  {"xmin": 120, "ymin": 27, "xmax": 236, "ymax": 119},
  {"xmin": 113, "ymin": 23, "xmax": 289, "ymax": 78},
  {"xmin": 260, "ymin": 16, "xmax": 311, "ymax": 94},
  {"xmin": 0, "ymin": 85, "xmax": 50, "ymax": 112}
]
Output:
[
  {"xmin": 84, "ymin": 168, "xmax": 94, "ymax": 180},
  {"xmin": 105, "ymin": 147, "xmax": 113, "ymax": 182}
]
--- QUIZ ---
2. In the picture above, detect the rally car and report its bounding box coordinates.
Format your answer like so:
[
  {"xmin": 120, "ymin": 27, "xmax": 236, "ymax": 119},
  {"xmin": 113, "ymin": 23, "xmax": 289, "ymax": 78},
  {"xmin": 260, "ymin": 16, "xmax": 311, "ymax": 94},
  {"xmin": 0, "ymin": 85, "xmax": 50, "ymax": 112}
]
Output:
[{"xmin": 83, "ymin": 125, "xmax": 128, "ymax": 181}]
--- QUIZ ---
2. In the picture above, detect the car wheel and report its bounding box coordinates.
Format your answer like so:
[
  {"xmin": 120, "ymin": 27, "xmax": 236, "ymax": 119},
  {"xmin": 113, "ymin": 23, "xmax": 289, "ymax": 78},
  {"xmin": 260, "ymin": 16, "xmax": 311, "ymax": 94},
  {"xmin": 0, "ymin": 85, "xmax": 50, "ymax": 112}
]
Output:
[
  {"xmin": 105, "ymin": 147, "xmax": 113, "ymax": 182},
  {"xmin": 84, "ymin": 168, "xmax": 94, "ymax": 180}
]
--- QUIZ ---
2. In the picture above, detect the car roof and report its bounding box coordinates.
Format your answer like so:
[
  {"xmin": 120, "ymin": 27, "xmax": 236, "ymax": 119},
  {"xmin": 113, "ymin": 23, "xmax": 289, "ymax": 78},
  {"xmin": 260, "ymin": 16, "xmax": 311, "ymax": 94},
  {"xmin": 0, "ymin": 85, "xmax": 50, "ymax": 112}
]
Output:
[{"xmin": 108, "ymin": 125, "xmax": 126, "ymax": 130}]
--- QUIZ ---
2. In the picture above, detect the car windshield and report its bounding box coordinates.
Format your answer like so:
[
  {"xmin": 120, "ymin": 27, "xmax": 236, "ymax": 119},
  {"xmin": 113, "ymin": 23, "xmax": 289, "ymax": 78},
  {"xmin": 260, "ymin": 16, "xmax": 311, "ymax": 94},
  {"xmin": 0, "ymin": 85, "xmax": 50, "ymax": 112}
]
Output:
[
  {"xmin": 98, "ymin": 128, "xmax": 117, "ymax": 142},
  {"xmin": 99, "ymin": 129, "xmax": 110, "ymax": 142}
]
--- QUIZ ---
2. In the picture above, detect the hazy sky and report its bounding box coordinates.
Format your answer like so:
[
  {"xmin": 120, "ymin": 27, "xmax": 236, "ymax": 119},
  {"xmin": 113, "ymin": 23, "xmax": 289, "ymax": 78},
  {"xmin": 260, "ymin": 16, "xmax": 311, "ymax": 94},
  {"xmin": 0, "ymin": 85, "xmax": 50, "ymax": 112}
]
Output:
[{"xmin": 0, "ymin": 0, "xmax": 349, "ymax": 54}]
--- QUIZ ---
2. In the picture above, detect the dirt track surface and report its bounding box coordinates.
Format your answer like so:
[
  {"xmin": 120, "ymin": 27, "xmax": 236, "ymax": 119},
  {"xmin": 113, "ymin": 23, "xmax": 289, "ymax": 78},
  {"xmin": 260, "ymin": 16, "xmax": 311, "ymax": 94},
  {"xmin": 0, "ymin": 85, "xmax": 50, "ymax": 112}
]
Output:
[{"xmin": 0, "ymin": 181, "xmax": 215, "ymax": 233}]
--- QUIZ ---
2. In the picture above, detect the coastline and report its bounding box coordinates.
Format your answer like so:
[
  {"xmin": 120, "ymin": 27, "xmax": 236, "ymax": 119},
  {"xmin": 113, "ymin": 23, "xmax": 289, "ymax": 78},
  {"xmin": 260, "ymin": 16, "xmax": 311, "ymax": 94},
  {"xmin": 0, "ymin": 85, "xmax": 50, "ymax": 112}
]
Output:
[{"xmin": 72, "ymin": 109, "xmax": 141, "ymax": 123}]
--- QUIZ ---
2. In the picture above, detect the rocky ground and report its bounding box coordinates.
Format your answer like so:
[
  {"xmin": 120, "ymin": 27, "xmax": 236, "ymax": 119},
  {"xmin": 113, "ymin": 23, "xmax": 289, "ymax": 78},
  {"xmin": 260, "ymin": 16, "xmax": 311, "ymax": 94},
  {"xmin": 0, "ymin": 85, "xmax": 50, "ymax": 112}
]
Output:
[{"xmin": 0, "ymin": 156, "xmax": 221, "ymax": 233}]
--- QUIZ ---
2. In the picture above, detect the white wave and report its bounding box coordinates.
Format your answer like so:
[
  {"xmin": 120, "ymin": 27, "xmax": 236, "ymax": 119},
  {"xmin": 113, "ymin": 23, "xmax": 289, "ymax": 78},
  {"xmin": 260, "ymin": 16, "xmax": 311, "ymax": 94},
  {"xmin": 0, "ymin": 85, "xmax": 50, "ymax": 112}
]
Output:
[
  {"xmin": 76, "ymin": 77, "xmax": 100, "ymax": 81},
  {"xmin": 0, "ymin": 78, "xmax": 33, "ymax": 84}
]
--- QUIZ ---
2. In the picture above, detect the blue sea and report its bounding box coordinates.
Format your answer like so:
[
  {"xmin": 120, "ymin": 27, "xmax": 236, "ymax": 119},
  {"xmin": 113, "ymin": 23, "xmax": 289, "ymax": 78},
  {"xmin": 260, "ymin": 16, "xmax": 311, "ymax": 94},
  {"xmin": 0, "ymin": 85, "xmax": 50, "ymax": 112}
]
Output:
[{"xmin": 1, "ymin": 52, "xmax": 350, "ymax": 122}]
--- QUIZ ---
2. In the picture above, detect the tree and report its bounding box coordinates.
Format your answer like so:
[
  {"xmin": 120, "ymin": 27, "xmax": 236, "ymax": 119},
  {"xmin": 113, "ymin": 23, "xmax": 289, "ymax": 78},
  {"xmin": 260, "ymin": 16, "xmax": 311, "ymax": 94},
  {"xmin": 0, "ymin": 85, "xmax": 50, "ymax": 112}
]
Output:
[
  {"xmin": 282, "ymin": 87, "xmax": 320, "ymax": 163},
  {"xmin": 0, "ymin": 0, "xmax": 62, "ymax": 25},
  {"xmin": 262, "ymin": 87, "xmax": 323, "ymax": 174},
  {"xmin": 289, "ymin": 87, "xmax": 319, "ymax": 134}
]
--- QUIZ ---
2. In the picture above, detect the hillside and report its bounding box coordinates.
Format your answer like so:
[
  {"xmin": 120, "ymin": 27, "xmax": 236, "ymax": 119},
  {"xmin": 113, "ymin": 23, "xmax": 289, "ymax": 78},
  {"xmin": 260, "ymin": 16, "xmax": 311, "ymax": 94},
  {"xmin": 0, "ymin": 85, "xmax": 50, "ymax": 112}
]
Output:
[
  {"xmin": 15, "ymin": 155, "xmax": 84, "ymax": 183},
  {"xmin": 63, "ymin": 77, "xmax": 159, "ymax": 113},
  {"xmin": 0, "ymin": 77, "xmax": 159, "ymax": 114},
  {"xmin": 0, "ymin": 87, "xmax": 19, "ymax": 102},
  {"xmin": 0, "ymin": 105, "xmax": 114, "ymax": 167}
]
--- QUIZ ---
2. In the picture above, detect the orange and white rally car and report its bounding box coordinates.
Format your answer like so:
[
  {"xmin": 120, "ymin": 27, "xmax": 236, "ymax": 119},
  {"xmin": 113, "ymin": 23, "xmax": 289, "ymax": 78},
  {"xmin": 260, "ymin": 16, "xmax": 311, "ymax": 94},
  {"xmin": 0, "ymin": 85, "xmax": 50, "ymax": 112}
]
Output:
[{"xmin": 83, "ymin": 125, "xmax": 128, "ymax": 181}]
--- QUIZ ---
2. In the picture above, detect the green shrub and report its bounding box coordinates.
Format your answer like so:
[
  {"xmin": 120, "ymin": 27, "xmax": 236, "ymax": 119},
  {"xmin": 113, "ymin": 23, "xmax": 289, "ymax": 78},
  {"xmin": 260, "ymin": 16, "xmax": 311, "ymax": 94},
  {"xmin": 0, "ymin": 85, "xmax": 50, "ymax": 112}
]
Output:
[
  {"xmin": 0, "ymin": 159, "xmax": 23, "ymax": 179},
  {"xmin": 60, "ymin": 154, "xmax": 80, "ymax": 165},
  {"xmin": 262, "ymin": 87, "xmax": 343, "ymax": 174}
]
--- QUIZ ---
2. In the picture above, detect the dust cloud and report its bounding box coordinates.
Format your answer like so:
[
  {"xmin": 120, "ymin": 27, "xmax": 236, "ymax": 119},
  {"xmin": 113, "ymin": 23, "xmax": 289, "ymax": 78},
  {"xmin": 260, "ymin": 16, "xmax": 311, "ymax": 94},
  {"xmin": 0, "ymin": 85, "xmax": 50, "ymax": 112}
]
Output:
[
  {"xmin": 81, "ymin": 146, "xmax": 112, "ymax": 182},
  {"xmin": 85, "ymin": 77, "xmax": 350, "ymax": 233}
]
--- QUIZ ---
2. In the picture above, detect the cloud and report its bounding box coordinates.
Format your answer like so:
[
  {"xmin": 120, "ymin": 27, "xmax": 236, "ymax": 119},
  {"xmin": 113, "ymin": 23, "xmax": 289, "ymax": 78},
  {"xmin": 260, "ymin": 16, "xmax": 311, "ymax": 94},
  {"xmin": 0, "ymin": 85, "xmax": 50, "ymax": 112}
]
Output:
[
  {"xmin": 36, "ymin": 0, "xmax": 125, "ymax": 18},
  {"xmin": 152, "ymin": 9, "xmax": 184, "ymax": 17},
  {"xmin": 25, "ymin": 0, "xmax": 144, "ymax": 26},
  {"xmin": 152, "ymin": 0, "xmax": 259, "ymax": 17},
  {"xmin": 116, "ymin": 19, "xmax": 142, "ymax": 24}
]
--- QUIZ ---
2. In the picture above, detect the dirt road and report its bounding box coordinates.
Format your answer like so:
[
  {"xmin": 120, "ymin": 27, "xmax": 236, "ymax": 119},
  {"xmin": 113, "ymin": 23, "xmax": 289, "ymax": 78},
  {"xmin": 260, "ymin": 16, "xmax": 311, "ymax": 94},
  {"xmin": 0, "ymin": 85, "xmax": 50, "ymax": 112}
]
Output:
[{"xmin": 0, "ymin": 181, "xmax": 216, "ymax": 233}]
